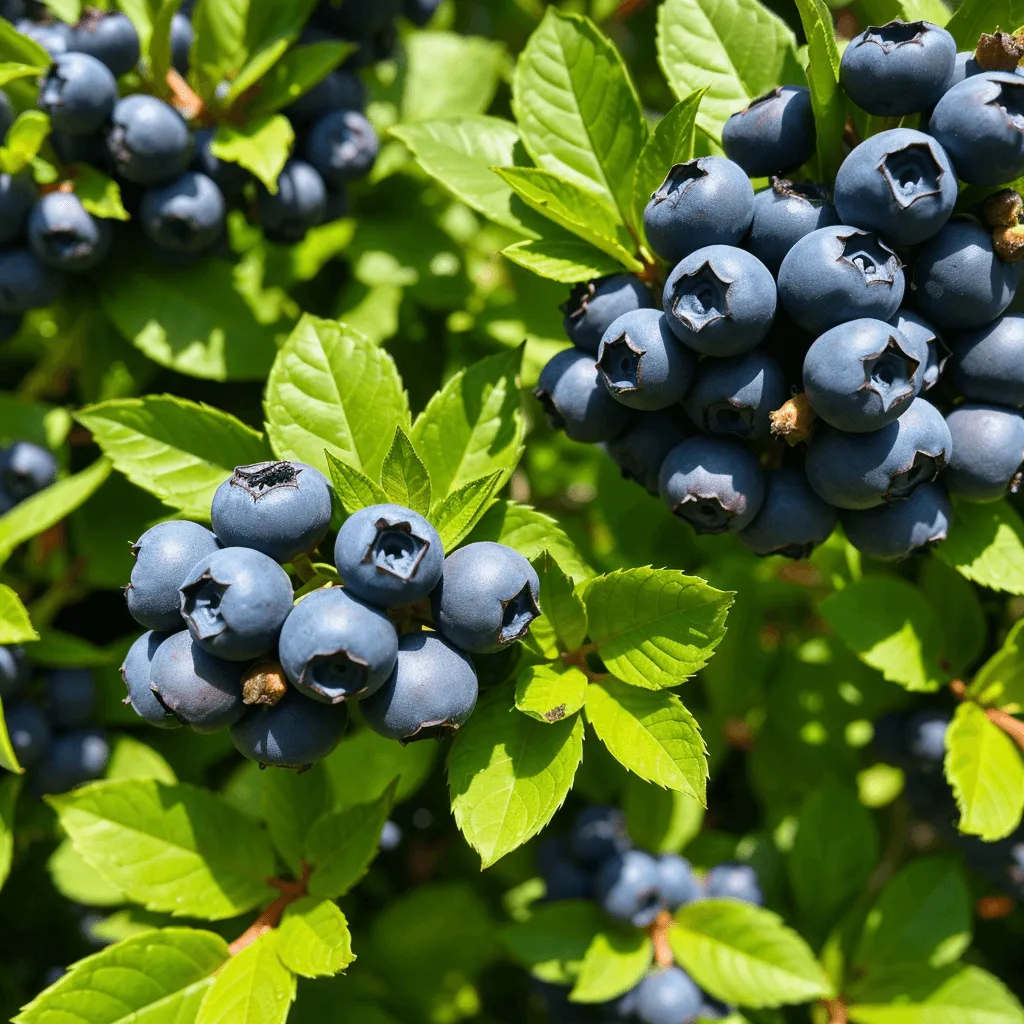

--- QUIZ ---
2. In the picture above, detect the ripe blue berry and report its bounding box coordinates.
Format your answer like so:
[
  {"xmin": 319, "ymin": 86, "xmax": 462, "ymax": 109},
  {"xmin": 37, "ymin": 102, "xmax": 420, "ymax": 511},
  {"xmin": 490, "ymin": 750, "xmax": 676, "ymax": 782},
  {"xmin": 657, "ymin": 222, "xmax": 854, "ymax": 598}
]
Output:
[
  {"xmin": 595, "ymin": 849, "xmax": 663, "ymax": 927},
  {"xmin": 605, "ymin": 409, "xmax": 690, "ymax": 496},
  {"xmin": 334, "ymin": 503, "xmax": 444, "ymax": 608},
  {"xmin": 0, "ymin": 441, "xmax": 57, "ymax": 510},
  {"xmin": 535, "ymin": 348, "xmax": 632, "ymax": 443},
  {"xmin": 121, "ymin": 630, "xmax": 181, "ymax": 729},
  {"xmin": 945, "ymin": 403, "xmax": 1024, "ymax": 502},
  {"xmin": 140, "ymin": 171, "xmax": 226, "ymax": 254},
  {"xmin": 278, "ymin": 587, "xmax": 399, "ymax": 704},
  {"xmin": 745, "ymin": 179, "xmax": 838, "ymax": 276},
  {"xmin": 722, "ymin": 86, "xmax": 815, "ymax": 177},
  {"xmin": 0, "ymin": 173, "xmax": 37, "ymax": 245},
  {"xmin": 633, "ymin": 967, "xmax": 703, "ymax": 1024},
  {"xmin": 45, "ymin": 668, "xmax": 95, "ymax": 728},
  {"xmin": 538, "ymin": 837, "xmax": 594, "ymax": 901},
  {"xmin": 657, "ymin": 854, "xmax": 701, "ymax": 909},
  {"xmin": 403, "ymin": 0, "xmax": 441, "ymax": 26},
  {"xmin": 72, "ymin": 11, "xmax": 140, "ymax": 76},
  {"xmin": 0, "ymin": 644, "xmax": 28, "ymax": 700},
  {"xmin": 950, "ymin": 314, "xmax": 1024, "ymax": 407},
  {"xmin": 684, "ymin": 350, "xmax": 788, "ymax": 440},
  {"xmin": 38, "ymin": 52, "xmax": 118, "ymax": 136},
  {"xmin": 230, "ymin": 689, "xmax": 348, "ymax": 768},
  {"xmin": 890, "ymin": 309, "xmax": 947, "ymax": 391},
  {"xmin": 6, "ymin": 703, "xmax": 51, "ymax": 769},
  {"xmin": 27, "ymin": 193, "xmax": 111, "ymax": 272},
  {"xmin": 18, "ymin": 19, "xmax": 71, "ymax": 57},
  {"xmin": 738, "ymin": 467, "xmax": 838, "ymax": 558},
  {"xmin": 287, "ymin": 70, "xmax": 367, "ymax": 123},
  {"xmin": 170, "ymin": 13, "xmax": 193, "ymax": 74},
  {"xmin": 191, "ymin": 128, "xmax": 250, "ymax": 200},
  {"xmin": 703, "ymin": 861, "xmax": 764, "ymax": 904},
  {"xmin": 569, "ymin": 805, "xmax": 631, "ymax": 868},
  {"xmin": 907, "ymin": 709, "xmax": 950, "ymax": 765},
  {"xmin": 258, "ymin": 160, "xmax": 327, "ymax": 244},
  {"xmin": 106, "ymin": 95, "xmax": 192, "ymax": 184},
  {"xmin": 380, "ymin": 820, "xmax": 402, "ymax": 850},
  {"xmin": 306, "ymin": 109, "xmax": 379, "ymax": 184},
  {"xmin": 0, "ymin": 250, "xmax": 63, "ymax": 313},
  {"xmin": 842, "ymin": 482, "xmax": 951, "ymax": 560},
  {"xmin": 561, "ymin": 275, "xmax": 652, "ymax": 353},
  {"xmin": 33, "ymin": 728, "xmax": 110, "ymax": 794},
  {"xmin": 697, "ymin": 995, "xmax": 734, "ymax": 1021}
]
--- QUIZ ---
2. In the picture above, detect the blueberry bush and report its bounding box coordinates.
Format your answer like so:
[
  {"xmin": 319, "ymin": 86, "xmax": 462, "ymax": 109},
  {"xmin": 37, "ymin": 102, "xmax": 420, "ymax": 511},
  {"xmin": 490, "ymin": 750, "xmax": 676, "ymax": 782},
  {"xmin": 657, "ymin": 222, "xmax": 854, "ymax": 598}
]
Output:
[{"xmin": 2, "ymin": 0, "xmax": 1024, "ymax": 1021}]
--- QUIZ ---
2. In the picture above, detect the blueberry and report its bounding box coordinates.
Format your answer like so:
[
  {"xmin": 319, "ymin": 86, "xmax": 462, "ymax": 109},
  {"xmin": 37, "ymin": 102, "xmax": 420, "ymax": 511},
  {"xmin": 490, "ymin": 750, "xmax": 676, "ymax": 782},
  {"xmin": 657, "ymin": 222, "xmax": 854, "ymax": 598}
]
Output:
[
  {"xmin": 315, "ymin": 0, "xmax": 401, "ymax": 38},
  {"xmin": 121, "ymin": 630, "xmax": 181, "ymax": 729},
  {"xmin": 0, "ymin": 173, "xmax": 38, "ymax": 245},
  {"xmin": 663, "ymin": 245, "xmax": 776, "ymax": 356},
  {"xmin": 380, "ymin": 819, "xmax": 402, "ymax": 850},
  {"xmin": 38, "ymin": 52, "xmax": 117, "ymax": 136},
  {"xmin": 703, "ymin": 861, "xmax": 764, "ymax": 904},
  {"xmin": 0, "ymin": 441, "xmax": 57, "ymax": 509},
  {"xmin": 72, "ymin": 11, "xmax": 140, "ymax": 76},
  {"xmin": 27, "ymin": 192, "xmax": 111, "ymax": 271},
  {"xmin": 948, "ymin": 50, "xmax": 983, "ymax": 88},
  {"xmin": 535, "ymin": 348, "xmax": 633, "ymax": 443},
  {"xmin": 738, "ymin": 467, "xmax": 838, "ymax": 558},
  {"xmin": 149, "ymin": 630, "xmax": 245, "ymax": 733},
  {"xmin": 170, "ymin": 13, "xmax": 193, "ymax": 75},
  {"xmin": 657, "ymin": 854, "xmax": 701, "ymax": 909},
  {"xmin": 33, "ymin": 728, "xmax": 110, "ymax": 794},
  {"xmin": 126, "ymin": 520, "xmax": 220, "ymax": 631},
  {"xmin": 658, "ymin": 436, "xmax": 765, "ymax": 533},
  {"xmin": 842, "ymin": 482, "xmax": 951, "ymax": 560},
  {"xmin": 179, "ymin": 547, "xmax": 294, "ymax": 662},
  {"xmin": 45, "ymin": 668, "xmax": 94, "ymax": 728},
  {"xmin": 359, "ymin": 632, "xmax": 478, "ymax": 743},
  {"xmin": 569, "ymin": 806, "xmax": 631, "ymax": 868},
  {"xmin": 944, "ymin": 403, "xmax": 1024, "ymax": 502},
  {"xmin": 431, "ymin": 541, "xmax": 541, "ymax": 654},
  {"xmin": 778, "ymin": 226, "xmax": 904, "ymax": 335},
  {"xmin": 278, "ymin": 587, "xmax": 399, "ymax": 704},
  {"xmin": 191, "ymin": 129, "xmax": 250, "ymax": 200},
  {"xmin": 537, "ymin": 837, "xmax": 594, "ymax": 901},
  {"xmin": 890, "ymin": 309, "xmax": 948, "ymax": 391},
  {"xmin": 840, "ymin": 20, "xmax": 956, "ymax": 116},
  {"xmin": 907, "ymin": 709, "xmax": 950, "ymax": 765},
  {"xmin": 805, "ymin": 397, "xmax": 952, "ymax": 510},
  {"xmin": 211, "ymin": 461, "xmax": 333, "ymax": 563},
  {"xmin": 286, "ymin": 70, "xmax": 367, "ymax": 123},
  {"xmin": 834, "ymin": 129, "xmax": 956, "ymax": 247},
  {"xmin": 951, "ymin": 314, "xmax": 1024, "ymax": 407},
  {"xmin": 50, "ymin": 129, "xmax": 112, "ymax": 169},
  {"xmin": 684, "ymin": 350, "xmax": 788, "ymax": 440},
  {"xmin": 403, "ymin": 0, "xmax": 441, "ymax": 27},
  {"xmin": 306, "ymin": 108, "xmax": 379, "ymax": 185},
  {"xmin": 106, "ymin": 95, "xmax": 192, "ymax": 185},
  {"xmin": 722, "ymin": 86, "xmax": 815, "ymax": 177},
  {"xmin": 643, "ymin": 157, "xmax": 755, "ymax": 265},
  {"xmin": 605, "ymin": 409, "xmax": 690, "ymax": 496},
  {"xmin": 912, "ymin": 219, "xmax": 1020, "ymax": 330},
  {"xmin": 6, "ymin": 702, "xmax": 51, "ymax": 769},
  {"xmin": 745, "ymin": 178, "xmax": 838, "ymax": 276},
  {"xmin": 633, "ymin": 967, "xmax": 703, "ymax": 1024},
  {"xmin": 334, "ymin": 503, "xmax": 444, "ymax": 608},
  {"xmin": 258, "ymin": 160, "xmax": 328, "ymax": 245},
  {"xmin": 140, "ymin": 171, "xmax": 226, "ymax": 253},
  {"xmin": 0, "ymin": 250, "xmax": 63, "ymax": 313},
  {"xmin": 562, "ymin": 275, "xmax": 653, "ymax": 353},
  {"xmin": 930, "ymin": 73, "xmax": 1024, "ymax": 185},
  {"xmin": 230, "ymin": 689, "xmax": 348, "ymax": 768},
  {"xmin": 0, "ymin": 645, "xmax": 28, "ymax": 700},
  {"xmin": 594, "ymin": 849, "xmax": 664, "ymax": 927},
  {"xmin": 696, "ymin": 995, "xmax": 733, "ymax": 1020},
  {"xmin": 18, "ymin": 19, "xmax": 71, "ymax": 57}
]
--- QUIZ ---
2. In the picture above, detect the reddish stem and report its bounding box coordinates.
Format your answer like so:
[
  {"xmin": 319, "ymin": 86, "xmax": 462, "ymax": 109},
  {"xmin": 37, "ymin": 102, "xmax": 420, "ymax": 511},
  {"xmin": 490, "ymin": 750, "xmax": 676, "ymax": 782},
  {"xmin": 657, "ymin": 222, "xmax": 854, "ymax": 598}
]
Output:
[
  {"xmin": 950, "ymin": 680, "xmax": 1024, "ymax": 753},
  {"xmin": 227, "ymin": 866, "xmax": 310, "ymax": 957},
  {"xmin": 649, "ymin": 910, "xmax": 674, "ymax": 968},
  {"xmin": 825, "ymin": 1000, "xmax": 848, "ymax": 1024},
  {"xmin": 615, "ymin": 0, "xmax": 651, "ymax": 17},
  {"xmin": 166, "ymin": 69, "xmax": 205, "ymax": 122}
]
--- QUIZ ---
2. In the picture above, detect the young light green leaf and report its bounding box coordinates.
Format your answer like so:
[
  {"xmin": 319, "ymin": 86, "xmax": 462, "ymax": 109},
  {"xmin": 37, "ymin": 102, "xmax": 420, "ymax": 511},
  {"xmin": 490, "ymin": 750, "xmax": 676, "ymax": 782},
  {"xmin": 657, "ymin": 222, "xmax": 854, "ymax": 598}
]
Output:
[
  {"xmin": 513, "ymin": 9, "xmax": 645, "ymax": 222},
  {"xmin": 570, "ymin": 929, "xmax": 653, "ymax": 1004},
  {"xmin": 277, "ymin": 897, "xmax": 355, "ymax": 978},
  {"xmin": 968, "ymin": 619, "xmax": 1024, "ymax": 712},
  {"xmin": 0, "ymin": 111, "xmax": 51, "ymax": 174},
  {"xmin": 403, "ymin": 32, "xmax": 505, "ymax": 122},
  {"xmin": 49, "ymin": 778, "xmax": 278, "ymax": 919},
  {"xmin": 515, "ymin": 664, "xmax": 588, "ymax": 724},
  {"xmin": 0, "ymin": 696, "xmax": 23, "ymax": 775},
  {"xmin": 623, "ymin": 776, "xmax": 703, "ymax": 855},
  {"xmin": 502, "ymin": 236, "xmax": 628, "ymax": 283},
  {"xmin": 945, "ymin": 701, "xmax": 1024, "ymax": 842},
  {"xmin": 261, "ymin": 762, "xmax": 331, "ymax": 876},
  {"xmin": 210, "ymin": 116, "xmax": 294, "ymax": 194},
  {"xmin": 0, "ymin": 775, "xmax": 19, "ymax": 891},
  {"xmin": 148, "ymin": 0, "xmax": 184, "ymax": 85},
  {"xmin": 195, "ymin": 931, "xmax": 296, "ymax": 1024},
  {"xmin": 76, "ymin": 396, "xmax": 270, "ymax": 519},
  {"xmin": 857, "ymin": 0, "xmax": 950, "ymax": 25},
  {"xmin": 529, "ymin": 550, "xmax": 587, "ymax": 656},
  {"xmin": 189, "ymin": 0, "xmax": 248, "ymax": 101},
  {"xmin": 584, "ymin": 568, "xmax": 733, "ymax": 688},
  {"xmin": 430, "ymin": 471, "xmax": 503, "ymax": 552},
  {"xmin": 938, "ymin": 498, "xmax": 1024, "ymax": 595},
  {"xmin": 322, "ymin": 726, "xmax": 437, "ymax": 809},
  {"xmin": 48, "ymin": 837, "xmax": 126, "ymax": 907},
  {"xmin": 502, "ymin": 901, "xmax": 604, "ymax": 984},
  {"xmin": 0, "ymin": 62, "xmax": 46, "ymax": 87},
  {"xmin": 105, "ymin": 735, "xmax": 178, "ymax": 785},
  {"xmin": 73, "ymin": 164, "xmax": 130, "ymax": 221},
  {"xmin": 920, "ymin": 555, "xmax": 987, "ymax": 676},
  {"xmin": 450, "ymin": 688, "xmax": 584, "ymax": 867},
  {"xmin": 946, "ymin": 0, "xmax": 1024, "ymax": 49},
  {"xmin": 326, "ymin": 450, "xmax": 391, "ymax": 517},
  {"xmin": 379, "ymin": 427, "xmax": 432, "ymax": 516},
  {"xmin": 244, "ymin": 40, "xmax": 354, "ymax": 118},
  {"xmin": 0, "ymin": 19, "xmax": 49, "ymax": 66},
  {"xmin": 0, "ymin": 585, "xmax": 38, "ymax": 645},
  {"xmin": 586, "ymin": 679, "xmax": 707, "ymax": 803},
  {"xmin": 14, "ymin": 927, "xmax": 229, "ymax": 1024},
  {"xmin": 670, "ymin": 900, "xmax": 833, "ymax": 1007}
]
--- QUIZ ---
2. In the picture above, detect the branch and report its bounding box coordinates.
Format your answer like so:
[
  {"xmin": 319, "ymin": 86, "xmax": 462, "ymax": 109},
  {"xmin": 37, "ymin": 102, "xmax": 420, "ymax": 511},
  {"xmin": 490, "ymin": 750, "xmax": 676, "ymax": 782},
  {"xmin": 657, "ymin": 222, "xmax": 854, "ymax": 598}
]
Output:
[
  {"xmin": 649, "ymin": 910, "xmax": 674, "ymax": 968},
  {"xmin": 227, "ymin": 865, "xmax": 310, "ymax": 957},
  {"xmin": 950, "ymin": 679, "xmax": 1024, "ymax": 753},
  {"xmin": 166, "ymin": 69, "xmax": 205, "ymax": 122},
  {"xmin": 825, "ymin": 999, "xmax": 848, "ymax": 1024}
]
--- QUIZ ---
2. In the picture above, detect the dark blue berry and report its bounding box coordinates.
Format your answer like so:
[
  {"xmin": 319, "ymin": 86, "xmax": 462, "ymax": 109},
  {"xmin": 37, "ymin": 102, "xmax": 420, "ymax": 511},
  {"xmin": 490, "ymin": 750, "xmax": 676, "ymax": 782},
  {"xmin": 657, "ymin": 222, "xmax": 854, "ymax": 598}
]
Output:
[
  {"xmin": 739, "ymin": 467, "xmax": 838, "ymax": 558},
  {"xmin": 72, "ymin": 11, "xmax": 140, "ymax": 76},
  {"xmin": 18, "ymin": 19, "xmax": 71, "ymax": 57},
  {"xmin": 890, "ymin": 309, "xmax": 947, "ymax": 391},
  {"xmin": 951, "ymin": 314, "xmax": 1024, "ymax": 407},
  {"xmin": 0, "ymin": 441, "xmax": 56, "ymax": 509},
  {"xmin": 594, "ymin": 849, "xmax": 663, "ymax": 927},
  {"xmin": 0, "ymin": 645, "xmax": 28, "ymax": 700},
  {"xmin": 0, "ymin": 173, "xmax": 37, "ymax": 244},
  {"xmin": 535, "ymin": 348, "xmax": 633, "ymax": 443},
  {"xmin": 537, "ymin": 837, "xmax": 594, "ymax": 901},
  {"xmin": 0, "ymin": 250, "xmax": 63, "ymax": 313},
  {"xmin": 140, "ymin": 171, "xmax": 226, "ymax": 253},
  {"xmin": 45, "ymin": 668, "xmax": 94, "ymax": 728},
  {"xmin": 569, "ymin": 806, "xmax": 631, "ymax": 868},
  {"xmin": 191, "ymin": 129, "xmax": 250, "ymax": 200},
  {"xmin": 230, "ymin": 689, "xmax": 348, "ymax": 768},
  {"xmin": 842, "ymin": 482, "xmax": 951, "ymax": 560},
  {"xmin": 633, "ymin": 967, "xmax": 703, "ymax": 1024},
  {"xmin": 605, "ymin": 409, "xmax": 690, "ymax": 496},
  {"xmin": 105, "ymin": 95, "xmax": 192, "ymax": 184},
  {"xmin": 306, "ymin": 109, "xmax": 379, "ymax": 185},
  {"xmin": 27, "ymin": 192, "xmax": 111, "ymax": 271},
  {"xmin": 745, "ymin": 179, "xmax": 838, "ymax": 276},
  {"xmin": 286, "ymin": 70, "xmax": 367, "ymax": 123},
  {"xmin": 684, "ymin": 350, "xmax": 787, "ymax": 440},
  {"xmin": 562, "ymin": 275, "xmax": 652, "ymax": 353},
  {"xmin": 258, "ymin": 160, "xmax": 327, "ymax": 244},
  {"xmin": 703, "ymin": 861, "xmax": 763, "ymax": 904},
  {"xmin": 33, "ymin": 728, "xmax": 110, "ymax": 794},
  {"xmin": 170, "ymin": 13, "xmax": 193, "ymax": 74},
  {"xmin": 945, "ymin": 403, "xmax": 1024, "ymax": 502},
  {"xmin": 121, "ymin": 630, "xmax": 182, "ymax": 729},
  {"xmin": 722, "ymin": 86, "xmax": 815, "ymax": 177},
  {"xmin": 657, "ymin": 854, "xmax": 701, "ymax": 909},
  {"xmin": 907, "ymin": 709, "xmax": 950, "ymax": 765},
  {"xmin": 6, "ymin": 702, "xmax": 51, "ymax": 769}
]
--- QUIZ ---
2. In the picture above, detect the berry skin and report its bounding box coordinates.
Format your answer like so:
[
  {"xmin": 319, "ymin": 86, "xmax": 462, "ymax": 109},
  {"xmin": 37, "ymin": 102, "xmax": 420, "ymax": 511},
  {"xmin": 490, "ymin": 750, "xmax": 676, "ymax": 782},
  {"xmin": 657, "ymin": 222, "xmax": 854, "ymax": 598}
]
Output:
[
  {"xmin": 803, "ymin": 318, "xmax": 926, "ymax": 433},
  {"xmin": 657, "ymin": 854, "xmax": 701, "ymax": 909},
  {"xmin": 907, "ymin": 709, "xmax": 950, "ymax": 765},
  {"xmin": 278, "ymin": 587, "xmax": 399, "ymax": 704},
  {"xmin": 697, "ymin": 996, "xmax": 733, "ymax": 1021},
  {"xmin": 605, "ymin": 409, "xmax": 690, "ymax": 497},
  {"xmin": 121, "ymin": 630, "xmax": 181, "ymax": 729},
  {"xmin": 334, "ymin": 503, "xmax": 444, "ymax": 608},
  {"xmin": 33, "ymin": 728, "xmax": 110, "ymax": 794},
  {"xmin": 663, "ymin": 245, "xmax": 777, "ymax": 357},
  {"xmin": 535, "ymin": 348, "xmax": 633, "ymax": 444},
  {"xmin": 684, "ymin": 350, "xmax": 788, "ymax": 441},
  {"xmin": 286, "ymin": 70, "xmax": 367, "ymax": 123},
  {"xmin": 192, "ymin": 128, "xmax": 250, "ymax": 200},
  {"xmin": 6, "ymin": 703, "xmax": 51, "ymax": 769},
  {"xmin": 126, "ymin": 520, "xmax": 220, "ymax": 631},
  {"xmin": 777, "ymin": 226, "xmax": 905, "ymax": 335},
  {"xmin": 45, "ymin": 668, "xmax": 95, "ymax": 728},
  {"xmin": 944, "ymin": 403, "xmax": 1024, "ymax": 502},
  {"xmin": 569, "ymin": 805, "xmax": 632, "ymax": 868},
  {"xmin": 0, "ymin": 644, "xmax": 28, "ymax": 700},
  {"xmin": 149, "ymin": 630, "xmax": 245, "ymax": 733},
  {"xmin": 0, "ymin": 173, "xmax": 38, "ymax": 245},
  {"xmin": 840, "ymin": 20, "xmax": 956, "ymax": 116},
  {"xmin": 306, "ymin": 108, "xmax": 379, "ymax": 185},
  {"xmin": 230, "ymin": 689, "xmax": 348, "ymax": 768},
  {"xmin": 403, "ymin": 0, "xmax": 442, "ymax": 27},
  {"xmin": 211, "ymin": 460, "xmax": 333, "ymax": 564},
  {"xmin": 597, "ymin": 309, "xmax": 695, "ymax": 411},
  {"xmin": 561, "ymin": 275, "xmax": 652, "ymax": 354},
  {"xmin": 170, "ymin": 13, "xmax": 193, "ymax": 74},
  {"xmin": 643, "ymin": 157, "xmax": 755, "ymax": 265},
  {"xmin": 105, "ymin": 95, "xmax": 192, "ymax": 184},
  {"xmin": 833, "ymin": 129, "xmax": 956, "ymax": 247},
  {"xmin": 703, "ymin": 862, "xmax": 764, "ymax": 904},
  {"xmin": 27, "ymin": 193, "xmax": 111, "ymax": 272},
  {"xmin": 594, "ymin": 849, "xmax": 664, "ymax": 927},
  {"xmin": 659, "ymin": 436, "xmax": 765, "ymax": 534},
  {"xmin": 930, "ymin": 73, "xmax": 1024, "ymax": 186},
  {"xmin": 17, "ymin": 19, "xmax": 71, "ymax": 57},
  {"xmin": 738, "ymin": 467, "xmax": 838, "ymax": 559},
  {"xmin": 380, "ymin": 820, "xmax": 402, "ymax": 851},
  {"xmin": 537, "ymin": 837, "xmax": 594, "ymax": 901},
  {"xmin": 745, "ymin": 179, "xmax": 839, "ymax": 276},
  {"xmin": 890, "ymin": 309, "xmax": 948, "ymax": 391},
  {"xmin": 633, "ymin": 967, "xmax": 703, "ymax": 1024},
  {"xmin": 948, "ymin": 50, "xmax": 984, "ymax": 88},
  {"xmin": 140, "ymin": 171, "xmax": 226, "ymax": 254},
  {"xmin": 179, "ymin": 547, "xmax": 294, "ymax": 662},
  {"xmin": 72, "ymin": 11, "xmax": 140, "ymax": 76},
  {"xmin": 0, "ymin": 250, "xmax": 64, "ymax": 314},
  {"xmin": 805, "ymin": 397, "xmax": 952, "ymax": 510},
  {"xmin": 842, "ymin": 482, "xmax": 951, "ymax": 560},
  {"xmin": 432, "ymin": 542, "xmax": 541, "ymax": 654},
  {"xmin": 722, "ymin": 86, "xmax": 816, "ymax": 177},
  {"xmin": 359, "ymin": 632, "xmax": 478, "ymax": 743},
  {"xmin": 38, "ymin": 52, "xmax": 118, "ymax": 136},
  {"xmin": 912, "ymin": 219, "xmax": 1021, "ymax": 330},
  {"xmin": 0, "ymin": 441, "xmax": 57, "ymax": 510},
  {"xmin": 258, "ymin": 160, "xmax": 328, "ymax": 244},
  {"xmin": 951, "ymin": 314, "xmax": 1024, "ymax": 407}
]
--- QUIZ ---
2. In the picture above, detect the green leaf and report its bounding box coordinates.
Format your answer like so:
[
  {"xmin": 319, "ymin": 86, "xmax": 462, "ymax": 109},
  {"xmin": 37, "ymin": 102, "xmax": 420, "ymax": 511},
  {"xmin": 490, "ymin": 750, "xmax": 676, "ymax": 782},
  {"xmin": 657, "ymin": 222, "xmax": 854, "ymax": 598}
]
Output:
[
  {"xmin": 938, "ymin": 498, "xmax": 1024, "ymax": 595},
  {"xmin": 0, "ymin": 695, "xmax": 23, "ymax": 774},
  {"xmin": 305, "ymin": 780, "xmax": 395, "ymax": 899},
  {"xmin": 48, "ymin": 837, "xmax": 126, "ymax": 907},
  {"xmin": 0, "ymin": 62, "xmax": 46, "ymax": 87},
  {"xmin": 529, "ymin": 550, "xmax": 587, "ymax": 656},
  {"xmin": 569, "ymin": 929, "xmax": 652, "ymax": 1004},
  {"xmin": 116, "ymin": 0, "xmax": 156, "ymax": 55},
  {"xmin": 41, "ymin": 0, "xmax": 79, "ymax": 22},
  {"xmin": 854, "ymin": 0, "xmax": 950, "ymax": 26},
  {"xmin": 265, "ymin": 314, "xmax": 410, "ymax": 479},
  {"xmin": 0, "ymin": 457, "xmax": 111, "ymax": 567},
  {"xmin": 325, "ymin": 450, "xmax": 391, "ymax": 517},
  {"xmin": 190, "ymin": 0, "xmax": 247, "ymax": 99},
  {"xmin": 945, "ymin": 701, "xmax": 1024, "ymax": 842},
  {"xmin": 818, "ymin": 576, "xmax": 945, "ymax": 692},
  {"xmin": 322, "ymin": 726, "xmax": 437, "ymax": 809},
  {"xmin": 430, "ymin": 471, "xmax": 503, "ymax": 552},
  {"xmin": 76, "ymin": 396, "xmax": 270, "ymax": 520},
  {"xmin": 0, "ymin": 585, "xmax": 38, "ymax": 644},
  {"xmin": 403, "ymin": 32, "xmax": 505, "ymax": 122},
  {"xmin": 946, "ymin": 0, "xmax": 1024, "ymax": 49},
  {"xmin": 920, "ymin": 555, "xmax": 987, "ymax": 676},
  {"xmin": 449, "ymin": 688, "xmax": 584, "ymax": 867},
  {"xmin": 105, "ymin": 735, "xmax": 178, "ymax": 785},
  {"xmin": 261, "ymin": 762, "xmax": 331, "ymax": 876},
  {"xmin": 0, "ymin": 775, "xmax": 19, "ymax": 891},
  {"xmin": 0, "ymin": 19, "xmax": 50, "ymax": 66},
  {"xmin": 657, "ymin": 0, "xmax": 800, "ymax": 143},
  {"xmin": 379, "ymin": 427, "xmax": 432, "ymax": 516},
  {"xmin": 49, "ymin": 779, "xmax": 277, "ymax": 920},
  {"xmin": 968, "ymin": 619, "xmax": 1024, "ymax": 712},
  {"xmin": 623, "ymin": 776, "xmax": 703, "ymax": 855},
  {"xmin": 72, "ymin": 164, "xmax": 130, "ymax": 221},
  {"xmin": 196, "ymin": 931, "xmax": 296, "ymax": 1024},
  {"xmin": 149, "ymin": 0, "xmax": 183, "ymax": 86},
  {"xmin": 276, "ymin": 897, "xmax": 355, "ymax": 978},
  {"xmin": 513, "ymin": 9, "xmax": 645, "ymax": 222},
  {"xmin": 584, "ymin": 568, "xmax": 733, "ymax": 688},
  {"xmin": 244, "ymin": 41, "xmax": 353, "ymax": 118},
  {"xmin": 586, "ymin": 678, "xmax": 707, "ymax": 803},
  {"xmin": 502, "ymin": 235, "xmax": 628, "ymax": 283},
  {"xmin": 14, "ymin": 927, "xmax": 229, "ymax": 1024},
  {"xmin": 515, "ymin": 664, "xmax": 588, "ymax": 724},
  {"xmin": 670, "ymin": 900, "xmax": 833, "ymax": 1007},
  {"xmin": 0, "ymin": 110, "xmax": 51, "ymax": 174},
  {"xmin": 502, "ymin": 901, "xmax": 604, "ymax": 984},
  {"xmin": 210, "ymin": 116, "xmax": 294, "ymax": 194}
]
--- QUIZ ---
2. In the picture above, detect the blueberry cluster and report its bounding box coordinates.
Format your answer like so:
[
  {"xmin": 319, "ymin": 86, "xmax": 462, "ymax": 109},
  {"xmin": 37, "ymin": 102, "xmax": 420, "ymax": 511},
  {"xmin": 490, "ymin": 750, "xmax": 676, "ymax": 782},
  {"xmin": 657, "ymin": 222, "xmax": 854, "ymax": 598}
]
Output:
[
  {"xmin": 120, "ymin": 460, "xmax": 541, "ymax": 768},
  {"xmin": 536, "ymin": 22, "xmax": 1024, "ymax": 562},
  {"xmin": 535, "ymin": 806, "xmax": 763, "ymax": 1023},
  {"xmin": 0, "ymin": 439, "xmax": 56, "ymax": 513}
]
